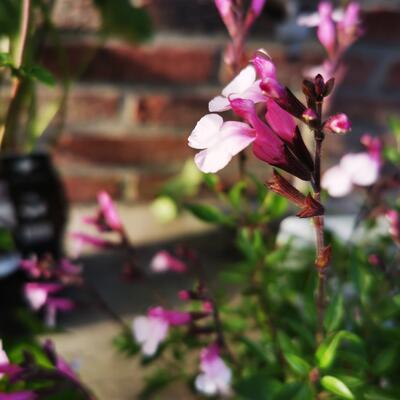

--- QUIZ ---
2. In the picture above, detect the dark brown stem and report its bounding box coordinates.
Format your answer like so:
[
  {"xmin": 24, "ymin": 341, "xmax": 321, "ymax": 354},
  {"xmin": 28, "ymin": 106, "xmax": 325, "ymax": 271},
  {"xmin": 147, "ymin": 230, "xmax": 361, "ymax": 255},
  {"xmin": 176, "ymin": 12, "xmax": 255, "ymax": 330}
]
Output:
[{"xmin": 313, "ymin": 101, "xmax": 328, "ymax": 345}]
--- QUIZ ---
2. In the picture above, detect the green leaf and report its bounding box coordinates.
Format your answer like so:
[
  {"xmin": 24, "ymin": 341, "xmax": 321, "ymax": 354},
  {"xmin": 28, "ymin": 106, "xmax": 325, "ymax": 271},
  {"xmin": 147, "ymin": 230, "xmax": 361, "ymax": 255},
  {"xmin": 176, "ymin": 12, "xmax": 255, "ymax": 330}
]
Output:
[
  {"xmin": 373, "ymin": 346, "xmax": 399, "ymax": 375},
  {"xmin": 320, "ymin": 376, "xmax": 354, "ymax": 399},
  {"xmin": 284, "ymin": 353, "xmax": 311, "ymax": 376},
  {"xmin": 228, "ymin": 180, "xmax": 247, "ymax": 210},
  {"xmin": 324, "ymin": 293, "xmax": 344, "ymax": 332},
  {"xmin": 364, "ymin": 389, "xmax": 400, "ymax": 400},
  {"xmin": 316, "ymin": 331, "xmax": 362, "ymax": 369},
  {"xmin": 185, "ymin": 203, "xmax": 233, "ymax": 225},
  {"xmin": 113, "ymin": 330, "xmax": 140, "ymax": 357},
  {"xmin": 151, "ymin": 196, "xmax": 178, "ymax": 223},
  {"xmin": 388, "ymin": 115, "xmax": 400, "ymax": 138},
  {"xmin": 29, "ymin": 65, "xmax": 56, "ymax": 86},
  {"xmin": 93, "ymin": 0, "xmax": 152, "ymax": 42},
  {"xmin": 139, "ymin": 368, "xmax": 177, "ymax": 400},
  {"xmin": 263, "ymin": 191, "xmax": 288, "ymax": 219},
  {"xmin": 236, "ymin": 372, "xmax": 281, "ymax": 400},
  {"xmin": 277, "ymin": 331, "xmax": 299, "ymax": 356},
  {"xmin": 293, "ymin": 383, "xmax": 314, "ymax": 400},
  {"xmin": 238, "ymin": 336, "xmax": 270, "ymax": 365}
]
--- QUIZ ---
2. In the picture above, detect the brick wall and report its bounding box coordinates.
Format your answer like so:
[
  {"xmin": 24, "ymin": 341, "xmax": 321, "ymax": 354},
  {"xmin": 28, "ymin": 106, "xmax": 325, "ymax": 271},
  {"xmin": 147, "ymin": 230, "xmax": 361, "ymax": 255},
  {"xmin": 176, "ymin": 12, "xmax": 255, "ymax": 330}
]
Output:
[{"xmin": 42, "ymin": 0, "xmax": 400, "ymax": 203}]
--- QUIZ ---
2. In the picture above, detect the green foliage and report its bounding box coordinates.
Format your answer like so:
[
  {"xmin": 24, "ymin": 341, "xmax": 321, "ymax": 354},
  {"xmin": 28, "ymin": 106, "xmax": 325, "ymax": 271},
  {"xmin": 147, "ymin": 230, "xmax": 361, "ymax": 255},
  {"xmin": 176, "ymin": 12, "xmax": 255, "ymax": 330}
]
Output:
[
  {"xmin": 185, "ymin": 203, "xmax": 234, "ymax": 226},
  {"xmin": 93, "ymin": 0, "xmax": 152, "ymax": 42},
  {"xmin": 320, "ymin": 376, "xmax": 355, "ymax": 399}
]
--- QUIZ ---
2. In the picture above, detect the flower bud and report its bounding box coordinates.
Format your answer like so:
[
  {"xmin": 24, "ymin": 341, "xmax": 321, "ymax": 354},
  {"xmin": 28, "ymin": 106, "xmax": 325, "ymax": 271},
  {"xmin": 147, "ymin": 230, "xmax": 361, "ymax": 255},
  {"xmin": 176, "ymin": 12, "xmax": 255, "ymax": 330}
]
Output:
[
  {"xmin": 302, "ymin": 108, "xmax": 318, "ymax": 122},
  {"xmin": 324, "ymin": 113, "xmax": 351, "ymax": 134}
]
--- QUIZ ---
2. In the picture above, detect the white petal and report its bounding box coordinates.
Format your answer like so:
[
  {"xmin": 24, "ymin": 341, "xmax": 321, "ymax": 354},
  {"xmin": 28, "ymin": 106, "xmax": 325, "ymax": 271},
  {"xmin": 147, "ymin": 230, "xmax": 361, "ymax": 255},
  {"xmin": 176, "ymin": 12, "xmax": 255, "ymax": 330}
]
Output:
[
  {"xmin": 188, "ymin": 114, "xmax": 223, "ymax": 149},
  {"xmin": 195, "ymin": 373, "xmax": 218, "ymax": 396},
  {"xmin": 321, "ymin": 165, "xmax": 353, "ymax": 197},
  {"xmin": 141, "ymin": 318, "xmax": 169, "ymax": 357},
  {"xmin": 26, "ymin": 288, "xmax": 47, "ymax": 310},
  {"xmin": 222, "ymin": 65, "xmax": 256, "ymax": 97},
  {"xmin": 340, "ymin": 153, "xmax": 379, "ymax": 186},
  {"xmin": 194, "ymin": 122, "xmax": 255, "ymax": 173},
  {"xmin": 132, "ymin": 316, "xmax": 150, "ymax": 344},
  {"xmin": 209, "ymin": 96, "xmax": 231, "ymax": 112},
  {"xmin": 194, "ymin": 147, "xmax": 232, "ymax": 174}
]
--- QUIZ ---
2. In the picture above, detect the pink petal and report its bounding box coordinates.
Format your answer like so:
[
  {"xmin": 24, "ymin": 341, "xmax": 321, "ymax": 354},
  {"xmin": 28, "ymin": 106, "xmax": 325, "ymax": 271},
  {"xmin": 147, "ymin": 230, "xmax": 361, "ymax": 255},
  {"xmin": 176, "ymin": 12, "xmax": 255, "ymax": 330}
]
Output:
[
  {"xmin": 265, "ymin": 99, "xmax": 297, "ymax": 143},
  {"xmin": 321, "ymin": 165, "xmax": 353, "ymax": 197},
  {"xmin": 318, "ymin": 2, "xmax": 337, "ymax": 55},
  {"xmin": 150, "ymin": 250, "xmax": 187, "ymax": 273},
  {"xmin": 252, "ymin": 52, "xmax": 277, "ymax": 80},
  {"xmin": 188, "ymin": 114, "xmax": 224, "ymax": 150},
  {"xmin": 97, "ymin": 191, "xmax": 123, "ymax": 231},
  {"xmin": 0, "ymin": 391, "xmax": 36, "ymax": 400},
  {"xmin": 251, "ymin": 0, "xmax": 266, "ymax": 16},
  {"xmin": 132, "ymin": 316, "xmax": 151, "ymax": 344}
]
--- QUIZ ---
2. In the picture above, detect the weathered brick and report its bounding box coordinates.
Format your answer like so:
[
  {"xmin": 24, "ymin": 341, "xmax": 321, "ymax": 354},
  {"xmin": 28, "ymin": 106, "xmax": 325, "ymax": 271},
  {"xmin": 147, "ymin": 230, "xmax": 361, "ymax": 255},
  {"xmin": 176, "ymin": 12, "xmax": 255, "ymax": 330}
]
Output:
[
  {"xmin": 62, "ymin": 175, "xmax": 121, "ymax": 203},
  {"xmin": 55, "ymin": 134, "xmax": 191, "ymax": 165},
  {"xmin": 41, "ymin": 42, "xmax": 218, "ymax": 85},
  {"xmin": 135, "ymin": 94, "xmax": 209, "ymax": 127},
  {"xmin": 66, "ymin": 91, "xmax": 122, "ymax": 123}
]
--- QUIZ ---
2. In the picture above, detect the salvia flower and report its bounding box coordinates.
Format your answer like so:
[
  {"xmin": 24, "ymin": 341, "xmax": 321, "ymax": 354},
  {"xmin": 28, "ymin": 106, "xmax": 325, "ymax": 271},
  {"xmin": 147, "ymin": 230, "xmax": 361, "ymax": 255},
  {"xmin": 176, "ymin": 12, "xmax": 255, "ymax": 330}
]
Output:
[
  {"xmin": 323, "ymin": 113, "xmax": 351, "ymax": 135},
  {"xmin": 97, "ymin": 191, "xmax": 123, "ymax": 231},
  {"xmin": 195, "ymin": 344, "xmax": 232, "ymax": 397},
  {"xmin": 386, "ymin": 210, "xmax": 399, "ymax": 243},
  {"xmin": 150, "ymin": 250, "xmax": 187, "ymax": 273},
  {"xmin": 337, "ymin": 2, "xmax": 362, "ymax": 48},
  {"xmin": 209, "ymin": 65, "xmax": 265, "ymax": 112},
  {"xmin": 0, "ymin": 392, "xmax": 37, "ymax": 400},
  {"xmin": 132, "ymin": 307, "xmax": 191, "ymax": 356},
  {"xmin": 0, "ymin": 339, "xmax": 9, "ymax": 378}
]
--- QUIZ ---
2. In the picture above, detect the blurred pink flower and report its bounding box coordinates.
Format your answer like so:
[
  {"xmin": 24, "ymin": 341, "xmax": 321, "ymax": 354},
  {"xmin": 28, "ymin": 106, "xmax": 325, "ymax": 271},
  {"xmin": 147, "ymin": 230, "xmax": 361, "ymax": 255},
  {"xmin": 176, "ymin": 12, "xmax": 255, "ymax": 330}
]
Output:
[
  {"xmin": 188, "ymin": 114, "xmax": 255, "ymax": 173},
  {"xmin": 132, "ymin": 307, "xmax": 191, "ymax": 356},
  {"xmin": 361, "ymin": 133, "xmax": 382, "ymax": 165},
  {"xmin": 386, "ymin": 210, "xmax": 399, "ymax": 243},
  {"xmin": 0, "ymin": 340, "xmax": 9, "ymax": 379},
  {"xmin": 215, "ymin": 0, "xmax": 236, "ymax": 37},
  {"xmin": 323, "ymin": 113, "xmax": 351, "ymax": 134},
  {"xmin": 195, "ymin": 344, "xmax": 232, "ymax": 397},
  {"xmin": 338, "ymin": 2, "xmax": 362, "ymax": 47},
  {"xmin": 20, "ymin": 257, "xmax": 41, "ymax": 278},
  {"xmin": 317, "ymin": 2, "xmax": 336, "ymax": 56},
  {"xmin": 97, "ymin": 191, "xmax": 123, "ymax": 231},
  {"xmin": 322, "ymin": 148, "xmax": 380, "ymax": 197},
  {"xmin": 150, "ymin": 250, "xmax": 187, "ymax": 273},
  {"xmin": 209, "ymin": 65, "xmax": 265, "ymax": 112},
  {"xmin": 24, "ymin": 283, "xmax": 62, "ymax": 311},
  {"xmin": 43, "ymin": 340, "xmax": 78, "ymax": 382},
  {"xmin": 250, "ymin": 0, "xmax": 266, "ymax": 17},
  {"xmin": 0, "ymin": 341, "xmax": 23, "ymax": 380}
]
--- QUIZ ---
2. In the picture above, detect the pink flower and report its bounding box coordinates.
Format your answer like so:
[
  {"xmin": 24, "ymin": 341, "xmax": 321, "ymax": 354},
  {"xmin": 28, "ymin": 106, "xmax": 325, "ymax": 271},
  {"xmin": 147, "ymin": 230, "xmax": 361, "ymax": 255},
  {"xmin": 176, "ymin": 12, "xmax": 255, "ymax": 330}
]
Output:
[
  {"xmin": 317, "ymin": 2, "xmax": 337, "ymax": 56},
  {"xmin": 386, "ymin": 210, "xmax": 399, "ymax": 242},
  {"xmin": 24, "ymin": 283, "xmax": 62, "ymax": 310},
  {"xmin": 338, "ymin": 2, "xmax": 362, "ymax": 47},
  {"xmin": 188, "ymin": 114, "xmax": 255, "ymax": 173},
  {"xmin": 251, "ymin": 51, "xmax": 277, "ymax": 80},
  {"xmin": 323, "ymin": 113, "xmax": 351, "ymax": 134},
  {"xmin": 322, "ymin": 152, "xmax": 380, "ymax": 197},
  {"xmin": 195, "ymin": 344, "xmax": 232, "ymax": 397},
  {"xmin": 209, "ymin": 65, "xmax": 265, "ymax": 112},
  {"xmin": 43, "ymin": 340, "xmax": 78, "ymax": 382},
  {"xmin": 150, "ymin": 250, "xmax": 187, "ymax": 273},
  {"xmin": 70, "ymin": 232, "xmax": 113, "ymax": 256},
  {"xmin": 20, "ymin": 257, "xmax": 41, "ymax": 278},
  {"xmin": 259, "ymin": 77, "xmax": 286, "ymax": 100},
  {"xmin": 97, "ymin": 191, "xmax": 123, "ymax": 231},
  {"xmin": 230, "ymin": 98, "xmax": 312, "ymax": 180},
  {"xmin": 0, "ymin": 340, "xmax": 9, "ymax": 379},
  {"xmin": 132, "ymin": 307, "xmax": 191, "ymax": 356},
  {"xmin": 361, "ymin": 134, "xmax": 382, "ymax": 165}
]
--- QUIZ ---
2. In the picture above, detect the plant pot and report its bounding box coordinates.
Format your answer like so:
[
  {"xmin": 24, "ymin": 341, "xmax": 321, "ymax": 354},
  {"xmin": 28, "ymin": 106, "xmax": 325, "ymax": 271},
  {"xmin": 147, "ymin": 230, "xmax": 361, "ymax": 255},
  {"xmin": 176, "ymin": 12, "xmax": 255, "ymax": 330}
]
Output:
[{"xmin": 0, "ymin": 151, "xmax": 67, "ymax": 262}]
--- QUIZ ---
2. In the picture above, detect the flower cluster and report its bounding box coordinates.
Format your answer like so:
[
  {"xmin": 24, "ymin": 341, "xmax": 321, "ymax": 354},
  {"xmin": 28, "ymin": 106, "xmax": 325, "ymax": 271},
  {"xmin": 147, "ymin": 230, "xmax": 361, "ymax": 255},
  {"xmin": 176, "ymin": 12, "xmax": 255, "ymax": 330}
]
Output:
[
  {"xmin": 132, "ymin": 284, "xmax": 233, "ymax": 397},
  {"xmin": 299, "ymin": 1, "xmax": 363, "ymax": 80},
  {"xmin": 188, "ymin": 50, "xmax": 350, "ymax": 214},
  {"xmin": 21, "ymin": 255, "xmax": 82, "ymax": 328}
]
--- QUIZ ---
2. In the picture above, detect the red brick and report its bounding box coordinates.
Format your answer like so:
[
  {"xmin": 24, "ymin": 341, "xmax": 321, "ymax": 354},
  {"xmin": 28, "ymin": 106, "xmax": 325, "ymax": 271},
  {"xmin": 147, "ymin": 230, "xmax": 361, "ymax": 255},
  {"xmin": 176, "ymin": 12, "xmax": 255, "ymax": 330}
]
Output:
[
  {"xmin": 136, "ymin": 172, "xmax": 174, "ymax": 199},
  {"xmin": 66, "ymin": 91, "xmax": 121, "ymax": 123},
  {"xmin": 41, "ymin": 42, "xmax": 218, "ymax": 85},
  {"xmin": 62, "ymin": 175, "xmax": 121, "ymax": 203},
  {"xmin": 136, "ymin": 94, "xmax": 209, "ymax": 127},
  {"xmin": 384, "ymin": 61, "xmax": 400, "ymax": 90},
  {"xmin": 362, "ymin": 10, "xmax": 400, "ymax": 43},
  {"xmin": 55, "ymin": 134, "xmax": 191, "ymax": 165}
]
